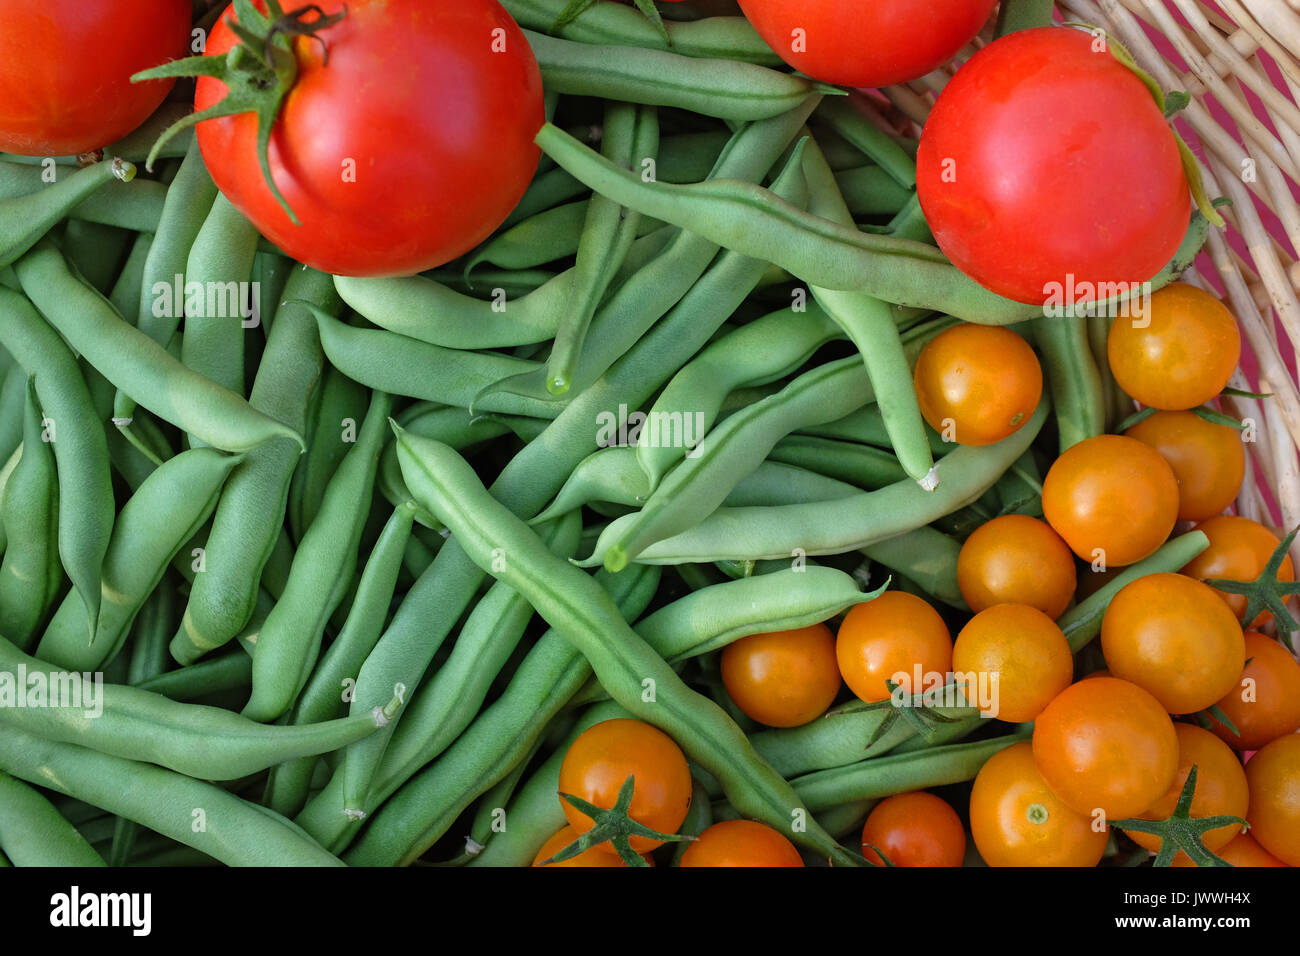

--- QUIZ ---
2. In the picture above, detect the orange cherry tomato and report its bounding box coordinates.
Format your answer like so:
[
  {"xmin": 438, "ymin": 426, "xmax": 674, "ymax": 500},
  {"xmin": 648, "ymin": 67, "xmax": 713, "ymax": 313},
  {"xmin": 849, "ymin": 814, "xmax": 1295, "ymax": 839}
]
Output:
[
  {"xmin": 1244, "ymin": 733, "xmax": 1300, "ymax": 866},
  {"xmin": 1181, "ymin": 515, "xmax": 1296, "ymax": 628},
  {"xmin": 952, "ymin": 604, "xmax": 1073, "ymax": 723},
  {"xmin": 532, "ymin": 826, "xmax": 635, "ymax": 867},
  {"xmin": 861, "ymin": 791, "xmax": 966, "ymax": 867},
  {"xmin": 721, "ymin": 623, "xmax": 842, "ymax": 728},
  {"xmin": 956, "ymin": 515, "xmax": 1078, "ymax": 618},
  {"xmin": 913, "ymin": 323, "xmax": 1043, "ymax": 447},
  {"xmin": 969, "ymin": 741, "xmax": 1108, "ymax": 867},
  {"xmin": 1100, "ymin": 573, "xmax": 1245, "ymax": 715},
  {"xmin": 835, "ymin": 592, "xmax": 952, "ymax": 703},
  {"xmin": 1122, "ymin": 724, "xmax": 1248, "ymax": 863},
  {"xmin": 1208, "ymin": 632, "xmax": 1300, "ymax": 751},
  {"xmin": 1124, "ymin": 409, "xmax": 1245, "ymax": 522},
  {"xmin": 1106, "ymin": 282, "xmax": 1241, "ymax": 411},
  {"xmin": 678, "ymin": 820, "xmax": 805, "ymax": 867},
  {"xmin": 1041, "ymin": 434, "xmax": 1179, "ymax": 567},
  {"xmin": 1171, "ymin": 832, "xmax": 1288, "ymax": 867},
  {"xmin": 1032, "ymin": 677, "xmax": 1179, "ymax": 820},
  {"xmin": 557, "ymin": 719, "xmax": 692, "ymax": 854}
]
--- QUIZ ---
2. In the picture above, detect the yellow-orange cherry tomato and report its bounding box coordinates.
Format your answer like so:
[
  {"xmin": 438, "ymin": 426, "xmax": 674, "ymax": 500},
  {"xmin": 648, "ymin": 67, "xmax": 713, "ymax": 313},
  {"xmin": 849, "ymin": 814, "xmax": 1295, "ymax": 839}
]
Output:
[
  {"xmin": 1208, "ymin": 631, "xmax": 1300, "ymax": 751},
  {"xmin": 913, "ymin": 323, "xmax": 1043, "ymax": 446},
  {"xmin": 1041, "ymin": 434, "xmax": 1179, "ymax": 567},
  {"xmin": 1122, "ymin": 724, "xmax": 1248, "ymax": 863},
  {"xmin": 720, "ymin": 623, "xmax": 842, "ymax": 728},
  {"xmin": 557, "ymin": 719, "xmax": 692, "ymax": 854},
  {"xmin": 956, "ymin": 515, "xmax": 1078, "ymax": 618},
  {"xmin": 970, "ymin": 741, "xmax": 1108, "ymax": 867},
  {"xmin": 1100, "ymin": 573, "xmax": 1245, "ymax": 715},
  {"xmin": 1171, "ymin": 832, "xmax": 1288, "ymax": 867},
  {"xmin": 1032, "ymin": 677, "xmax": 1179, "ymax": 820},
  {"xmin": 679, "ymin": 820, "xmax": 805, "ymax": 867},
  {"xmin": 1244, "ymin": 733, "xmax": 1300, "ymax": 866},
  {"xmin": 1124, "ymin": 409, "xmax": 1245, "ymax": 522},
  {"xmin": 952, "ymin": 604, "xmax": 1073, "ymax": 722},
  {"xmin": 861, "ymin": 791, "xmax": 967, "ymax": 867},
  {"xmin": 532, "ymin": 826, "xmax": 635, "ymax": 867},
  {"xmin": 1181, "ymin": 515, "xmax": 1296, "ymax": 628},
  {"xmin": 835, "ymin": 592, "xmax": 952, "ymax": 703},
  {"xmin": 1106, "ymin": 282, "xmax": 1241, "ymax": 410}
]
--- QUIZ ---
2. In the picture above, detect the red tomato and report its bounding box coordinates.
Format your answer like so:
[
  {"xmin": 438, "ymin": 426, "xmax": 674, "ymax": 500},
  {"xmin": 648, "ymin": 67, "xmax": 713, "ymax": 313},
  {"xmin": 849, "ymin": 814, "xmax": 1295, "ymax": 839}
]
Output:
[
  {"xmin": 917, "ymin": 27, "xmax": 1190, "ymax": 305},
  {"xmin": 194, "ymin": 0, "xmax": 544, "ymax": 277},
  {"xmin": 861, "ymin": 791, "xmax": 967, "ymax": 867},
  {"xmin": 736, "ymin": 0, "xmax": 996, "ymax": 88},
  {"xmin": 0, "ymin": 0, "xmax": 191, "ymax": 155}
]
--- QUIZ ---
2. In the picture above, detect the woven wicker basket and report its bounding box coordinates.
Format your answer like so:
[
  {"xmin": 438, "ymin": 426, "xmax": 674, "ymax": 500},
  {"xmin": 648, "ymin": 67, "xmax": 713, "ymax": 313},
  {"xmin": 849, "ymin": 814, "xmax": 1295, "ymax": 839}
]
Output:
[{"xmin": 861, "ymin": 0, "xmax": 1300, "ymax": 612}]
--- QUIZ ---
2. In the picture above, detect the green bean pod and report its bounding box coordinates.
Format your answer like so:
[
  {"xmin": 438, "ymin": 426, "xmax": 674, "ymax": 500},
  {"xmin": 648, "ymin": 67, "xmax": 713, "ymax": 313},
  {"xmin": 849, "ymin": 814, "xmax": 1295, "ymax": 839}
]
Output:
[
  {"xmin": 0, "ymin": 287, "xmax": 114, "ymax": 636},
  {"xmin": 326, "ymin": 564, "xmax": 662, "ymax": 860},
  {"xmin": 637, "ymin": 300, "xmax": 842, "ymax": 488},
  {"xmin": 243, "ymin": 391, "xmax": 392, "ymax": 722},
  {"xmin": 0, "ymin": 156, "xmax": 135, "ymax": 267},
  {"xmin": 525, "ymin": 31, "xmax": 819, "ymax": 122},
  {"xmin": 833, "ymin": 165, "xmax": 914, "ymax": 217},
  {"xmin": 861, "ymin": 526, "xmax": 967, "ymax": 610},
  {"xmin": 12, "ymin": 241, "xmax": 303, "ymax": 451},
  {"xmin": 172, "ymin": 267, "xmax": 338, "ymax": 666},
  {"xmin": 1033, "ymin": 315, "xmax": 1106, "ymax": 453},
  {"xmin": 584, "ymin": 397, "xmax": 1051, "ymax": 565},
  {"xmin": 60, "ymin": 219, "xmax": 131, "ymax": 294},
  {"xmin": 0, "ymin": 637, "xmax": 400, "ymax": 781},
  {"xmin": 35, "ymin": 448, "xmax": 242, "ymax": 671},
  {"xmin": 386, "ymin": 431, "xmax": 863, "ymax": 866},
  {"xmin": 767, "ymin": 435, "xmax": 907, "ymax": 490},
  {"xmin": 814, "ymin": 98, "xmax": 917, "ymax": 190},
  {"xmin": 501, "ymin": 0, "xmax": 781, "ymax": 63},
  {"xmin": 343, "ymin": 510, "xmax": 583, "ymax": 815},
  {"xmin": 0, "ymin": 769, "xmax": 106, "ymax": 867},
  {"xmin": 468, "ymin": 700, "xmax": 633, "ymax": 868},
  {"xmin": 377, "ymin": 406, "xmax": 513, "ymax": 519},
  {"xmin": 0, "ymin": 380, "xmax": 61, "ymax": 650},
  {"xmin": 265, "ymin": 501, "xmax": 418, "ymax": 817},
  {"xmin": 720, "ymin": 461, "xmax": 862, "ymax": 507},
  {"xmin": 0, "ymin": 727, "xmax": 344, "ymax": 867}
]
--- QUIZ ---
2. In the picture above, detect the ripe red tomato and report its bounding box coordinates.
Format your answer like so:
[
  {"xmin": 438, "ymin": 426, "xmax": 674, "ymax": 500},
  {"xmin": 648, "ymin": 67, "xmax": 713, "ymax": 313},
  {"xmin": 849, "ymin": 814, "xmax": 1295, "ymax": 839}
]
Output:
[
  {"xmin": 735, "ymin": 0, "xmax": 996, "ymax": 88},
  {"xmin": 194, "ymin": 0, "xmax": 544, "ymax": 277},
  {"xmin": 1100, "ymin": 573, "xmax": 1245, "ymax": 715},
  {"xmin": 969, "ymin": 741, "xmax": 1108, "ymax": 867},
  {"xmin": 1124, "ymin": 409, "xmax": 1245, "ymax": 522},
  {"xmin": 0, "ymin": 0, "xmax": 191, "ymax": 155},
  {"xmin": 861, "ymin": 791, "xmax": 967, "ymax": 867},
  {"xmin": 1041, "ymin": 434, "xmax": 1179, "ymax": 568},
  {"xmin": 917, "ymin": 26, "xmax": 1190, "ymax": 305},
  {"xmin": 1032, "ymin": 677, "xmax": 1179, "ymax": 820},
  {"xmin": 557, "ymin": 718, "xmax": 692, "ymax": 854},
  {"xmin": 679, "ymin": 820, "xmax": 805, "ymax": 867},
  {"xmin": 1208, "ymin": 632, "xmax": 1300, "ymax": 752},
  {"xmin": 720, "ymin": 623, "xmax": 842, "ymax": 728},
  {"xmin": 912, "ymin": 324, "xmax": 1043, "ymax": 447}
]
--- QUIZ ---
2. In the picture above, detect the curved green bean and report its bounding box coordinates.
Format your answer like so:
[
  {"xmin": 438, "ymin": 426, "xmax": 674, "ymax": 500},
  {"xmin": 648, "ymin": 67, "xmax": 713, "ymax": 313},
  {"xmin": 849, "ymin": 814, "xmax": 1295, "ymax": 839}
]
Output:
[
  {"xmin": 0, "ymin": 156, "xmax": 135, "ymax": 268},
  {"xmin": 0, "ymin": 769, "xmax": 106, "ymax": 867}
]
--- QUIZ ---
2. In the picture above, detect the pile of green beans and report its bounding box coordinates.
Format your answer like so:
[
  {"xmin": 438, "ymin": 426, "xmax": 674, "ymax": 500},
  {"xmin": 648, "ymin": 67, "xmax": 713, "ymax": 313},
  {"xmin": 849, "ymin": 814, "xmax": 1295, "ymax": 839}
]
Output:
[{"xmin": 0, "ymin": 1, "xmax": 1220, "ymax": 870}]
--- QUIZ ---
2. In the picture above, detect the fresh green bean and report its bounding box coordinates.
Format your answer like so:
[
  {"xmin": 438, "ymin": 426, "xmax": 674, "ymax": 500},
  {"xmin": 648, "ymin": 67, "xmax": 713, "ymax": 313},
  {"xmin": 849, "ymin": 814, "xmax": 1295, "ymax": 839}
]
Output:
[
  {"xmin": 814, "ymin": 98, "xmax": 917, "ymax": 190},
  {"xmin": 60, "ymin": 219, "xmax": 131, "ymax": 294},
  {"xmin": 0, "ymin": 157, "xmax": 135, "ymax": 267},
  {"xmin": 0, "ymin": 380, "xmax": 61, "ymax": 651},
  {"xmin": 35, "ymin": 448, "xmax": 242, "ymax": 672},
  {"xmin": 861, "ymin": 526, "xmax": 967, "ymax": 610},
  {"xmin": 1033, "ymin": 315, "xmax": 1106, "ymax": 452},
  {"xmin": 383, "ymin": 431, "xmax": 862, "ymax": 866},
  {"xmin": 719, "ymin": 461, "xmax": 862, "ymax": 507},
  {"xmin": 767, "ymin": 434, "xmax": 908, "ymax": 490},
  {"xmin": 0, "ymin": 362, "xmax": 24, "ymax": 468},
  {"xmin": 582, "ymin": 397, "xmax": 1050, "ymax": 565},
  {"xmin": 0, "ymin": 727, "xmax": 344, "ymax": 867},
  {"xmin": 799, "ymin": 403, "xmax": 950, "ymax": 456},
  {"xmin": 172, "ymin": 267, "xmax": 338, "ymax": 666},
  {"xmin": 0, "ymin": 287, "xmax": 114, "ymax": 636},
  {"xmin": 13, "ymin": 242, "xmax": 303, "ymax": 451},
  {"xmin": 468, "ymin": 199, "xmax": 589, "ymax": 274},
  {"xmin": 0, "ymin": 770, "xmax": 106, "ymax": 867},
  {"xmin": 833, "ymin": 164, "xmax": 914, "ymax": 217},
  {"xmin": 0, "ymin": 637, "xmax": 400, "ymax": 781},
  {"xmin": 134, "ymin": 652, "xmax": 254, "ymax": 703},
  {"xmin": 525, "ymin": 31, "xmax": 820, "ymax": 122},
  {"xmin": 243, "ymin": 391, "xmax": 392, "ymax": 722}
]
